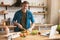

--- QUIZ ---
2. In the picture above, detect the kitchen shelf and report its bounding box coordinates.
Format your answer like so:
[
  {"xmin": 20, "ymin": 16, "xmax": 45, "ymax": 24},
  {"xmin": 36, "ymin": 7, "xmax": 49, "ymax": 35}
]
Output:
[
  {"xmin": 35, "ymin": 23, "xmax": 53, "ymax": 27},
  {"xmin": 29, "ymin": 6, "xmax": 47, "ymax": 8},
  {"xmin": 0, "ymin": 4, "xmax": 11, "ymax": 7},
  {"xmin": 29, "ymin": 4, "xmax": 48, "ymax": 23},
  {"xmin": 33, "ymin": 12, "xmax": 47, "ymax": 15},
  {"xmin": 0, "ymin": 13, "xmax": 7, "ymax": 15},
  {"xmin": 0, "ymin": 11, "xmax": 8, "ymax": 15},
  {"xmin": 0, "ymin": 25, "xmax": 16, "ymax": 28}
]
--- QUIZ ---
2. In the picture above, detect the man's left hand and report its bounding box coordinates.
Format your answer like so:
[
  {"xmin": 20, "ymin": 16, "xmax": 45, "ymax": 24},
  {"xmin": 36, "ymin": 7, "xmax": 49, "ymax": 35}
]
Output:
[{"xmin": 28, "ymin": 28, "xmax": 32, "ymax": 32}]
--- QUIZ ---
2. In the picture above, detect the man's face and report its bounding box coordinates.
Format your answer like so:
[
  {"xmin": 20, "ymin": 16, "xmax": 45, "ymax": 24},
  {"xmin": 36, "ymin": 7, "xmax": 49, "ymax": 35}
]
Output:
[{"xmin": 22, "ymin": 4, "xmax": 29, "ymax": 10}]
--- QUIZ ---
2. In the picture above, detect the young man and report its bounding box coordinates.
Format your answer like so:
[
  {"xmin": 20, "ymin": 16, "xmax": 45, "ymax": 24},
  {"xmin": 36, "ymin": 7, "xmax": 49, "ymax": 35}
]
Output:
[{"xmin": 13, "ymin": 1, "xmax": 35, "ymax": 32}]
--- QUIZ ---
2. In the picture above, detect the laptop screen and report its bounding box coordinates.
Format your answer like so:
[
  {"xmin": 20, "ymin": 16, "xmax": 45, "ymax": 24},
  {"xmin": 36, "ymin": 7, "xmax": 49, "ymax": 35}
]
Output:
[{"xmin": 49, "ymin": 25, "xmax": 57, "ymax": 39}]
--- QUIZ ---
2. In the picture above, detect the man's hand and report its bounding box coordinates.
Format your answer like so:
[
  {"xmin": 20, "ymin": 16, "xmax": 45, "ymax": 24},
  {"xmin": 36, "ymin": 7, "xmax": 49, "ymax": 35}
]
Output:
[
  {"xmin": 28, "ymin": 23, "xmax": 35, "ymax": 32},
  {"xmin": 28, "ymin": 28, "xmax": 32, "ymax": 32},
  {"xmin": 18, "ymin": 24, "xmax": 23, "ymax": 29},
  {"xmin": 13, "ymin": 21, "xmax": 24, "ymax": 29}
]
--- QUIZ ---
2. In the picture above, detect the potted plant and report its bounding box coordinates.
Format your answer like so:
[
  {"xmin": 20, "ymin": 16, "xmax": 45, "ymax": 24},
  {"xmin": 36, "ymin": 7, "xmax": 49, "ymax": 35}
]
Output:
[{"xmin": 57, "ymin": 25, "xmax": 60, "ymax": 34}]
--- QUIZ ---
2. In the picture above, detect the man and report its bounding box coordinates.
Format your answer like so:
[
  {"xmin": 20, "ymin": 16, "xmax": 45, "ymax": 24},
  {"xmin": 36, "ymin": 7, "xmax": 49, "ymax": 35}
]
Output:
[{"xmin": 13, "ymin": 1, "xmax": 35, "ymax": 32}]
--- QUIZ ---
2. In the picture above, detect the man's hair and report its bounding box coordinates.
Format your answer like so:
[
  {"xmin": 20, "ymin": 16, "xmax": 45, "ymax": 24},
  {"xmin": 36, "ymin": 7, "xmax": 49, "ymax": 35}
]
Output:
[{"xmin": 22, "ymin": 1, "xmax": 29, "ymax": 4}]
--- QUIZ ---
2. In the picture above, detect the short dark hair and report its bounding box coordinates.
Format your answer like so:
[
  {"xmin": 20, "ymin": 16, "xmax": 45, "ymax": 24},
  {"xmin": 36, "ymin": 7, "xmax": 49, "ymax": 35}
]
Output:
[{"xmin": 22, "ymin": 1, "xmax": 29, "ymax": 4}]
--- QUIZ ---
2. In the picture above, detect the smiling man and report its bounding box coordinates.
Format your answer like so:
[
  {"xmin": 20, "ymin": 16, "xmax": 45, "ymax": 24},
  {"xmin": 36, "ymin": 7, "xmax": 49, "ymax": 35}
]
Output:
[{"xmin": 13, "ymin": 1, "xmax": 35, "ymax": 32}]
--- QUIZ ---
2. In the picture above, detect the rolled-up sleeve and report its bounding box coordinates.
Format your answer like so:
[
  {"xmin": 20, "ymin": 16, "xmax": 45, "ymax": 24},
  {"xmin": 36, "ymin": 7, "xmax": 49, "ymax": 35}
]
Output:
[{"xmin": 30, "ymin": 12, "xmax": 35, "ymax": 23}]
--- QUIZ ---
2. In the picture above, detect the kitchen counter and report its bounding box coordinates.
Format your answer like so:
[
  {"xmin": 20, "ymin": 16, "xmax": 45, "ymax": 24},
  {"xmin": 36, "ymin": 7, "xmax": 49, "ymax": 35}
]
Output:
[
  {"xmin": 13, "ymin": 30, "xmax": 60, "ymax": 40},
  {"xmin": 0, "ymin": 30, "xmax": 60, "ymax": 40},
  {"xmin": 0, "ymin": 32, "xmax": 20, "ymax": 40},
  {"xmin": 13, "ymin": 33, "xmax": 60, "ymax": 40}
]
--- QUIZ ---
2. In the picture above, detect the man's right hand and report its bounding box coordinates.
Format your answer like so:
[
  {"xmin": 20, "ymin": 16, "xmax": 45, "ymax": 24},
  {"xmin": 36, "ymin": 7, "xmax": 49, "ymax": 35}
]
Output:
[
  {"xmin": 18, "ymin": 24, "xmax": 23, "ymax": 29},
  {"xmin": 13, "ymin": 22, "xmax": 24, "ymax": 29}
]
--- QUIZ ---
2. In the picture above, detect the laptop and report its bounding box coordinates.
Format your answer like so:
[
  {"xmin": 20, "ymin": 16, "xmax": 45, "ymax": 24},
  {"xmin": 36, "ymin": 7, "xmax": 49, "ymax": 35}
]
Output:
[{"xmin": 41, "ymin": 25, "xmax": 58, "ymax": 39}]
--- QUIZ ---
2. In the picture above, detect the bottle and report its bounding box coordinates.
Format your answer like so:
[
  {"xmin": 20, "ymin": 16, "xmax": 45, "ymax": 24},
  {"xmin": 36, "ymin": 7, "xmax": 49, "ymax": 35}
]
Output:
[
  {"xmin": 5, "ymin": 27, "xmax": 10, "ymax": 35},
  {"xmin": 3, "ymin": 21, "xmax": 6, "ymax": 26},
  {"xmin": 42, "ymin": 2, "xmax": 44, "ymax": 6},
  {"xmin": 1, "ymin": 2, "xmax": 4, "ymax": 5},
  {"xmin": 6, "ymin": 18, "xmax": 11, "ymax": 26}
]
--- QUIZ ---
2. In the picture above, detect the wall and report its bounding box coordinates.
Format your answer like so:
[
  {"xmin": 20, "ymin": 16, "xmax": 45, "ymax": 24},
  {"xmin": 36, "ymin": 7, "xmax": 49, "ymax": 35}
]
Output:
[
  {"xmin": 0, "ymin": 0, "xmax": 47, "ymax": 24},
  {"xmin": 0, "ymin": 0, "xmax": 59, "ymax": 24},
  {"xmin": 47, "ymin": 0, "xmax": 59, "ymax": 25},
  {"xmin": 58, "ymin": 0, "xmax": 60, "ymax": 24},
  {"xmin": 0, "ymin": 0, "xmax": 16, "ymax": 5},
  {"xmin": 47, "ymin": 0, "xmax": 51, "ymax": 23}
]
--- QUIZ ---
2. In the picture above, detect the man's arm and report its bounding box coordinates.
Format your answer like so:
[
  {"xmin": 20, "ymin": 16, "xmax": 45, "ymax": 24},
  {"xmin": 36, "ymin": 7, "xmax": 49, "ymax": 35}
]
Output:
[
  {"xmin": 12, "ymin": 12, "xmax": 24, "ymax": 29},
  {"xmin": 13, "ymin": 21, "xmax": 23, "ymax": 29},
  {"xmin": 28, "ymin": 23, "xmax": 35, "ymax": 31},
  {"xmin": 28, "ymin": 12, "xmax": 35, "ymax": 31}
]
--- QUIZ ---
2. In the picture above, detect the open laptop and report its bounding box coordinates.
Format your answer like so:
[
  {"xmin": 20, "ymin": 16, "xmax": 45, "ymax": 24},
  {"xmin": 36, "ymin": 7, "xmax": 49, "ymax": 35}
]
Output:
[{"xmin": 41, "ymin": 25, "xmax": 58, "ymax": 39}]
